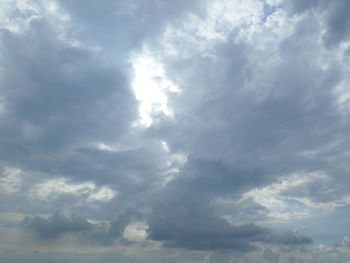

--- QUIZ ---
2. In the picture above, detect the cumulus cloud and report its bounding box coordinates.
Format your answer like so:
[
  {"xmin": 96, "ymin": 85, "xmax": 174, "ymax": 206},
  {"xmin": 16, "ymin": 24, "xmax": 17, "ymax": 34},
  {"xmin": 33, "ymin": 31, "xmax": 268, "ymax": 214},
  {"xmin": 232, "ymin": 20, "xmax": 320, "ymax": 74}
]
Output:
[{"xmin": 1, "ymin": 0, "xmax": 350, "ymax": 262}]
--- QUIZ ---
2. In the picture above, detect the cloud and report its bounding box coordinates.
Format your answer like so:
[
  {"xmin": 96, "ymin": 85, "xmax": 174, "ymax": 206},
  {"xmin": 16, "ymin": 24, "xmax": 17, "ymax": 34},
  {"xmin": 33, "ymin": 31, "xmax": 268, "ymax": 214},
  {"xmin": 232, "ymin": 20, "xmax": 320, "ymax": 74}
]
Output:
[
  {"xmin": 262, "ymin": 248, "xmax": 280, "ymax": 262},
  {"xmin": 285, "ymin": 0, "xmax": 350, "ymax": 46},
  {"xmin": 23, "ymin": 212, "xmax": 93, "ymax": 239},
  {"xmin": 139, "ymin": 0, "xmax": 349, "ymax": 253},
  {"xmin": 264, "ymin": 230, "xmax": 313, "ymax": 245},
  {"xmin": 1, "ymin": 0, "xmax": 350, "ymax": 262},
  {"xmin": 147, "ymin": 157, "xmax": 312, "ymax": 250},
  {"xmin": 0, "ymin": 19, "xmax": 137, "ymax": 168},
  {"xmin": 56, "ymin": 0, "xmax": 205, "ymax": 54}
]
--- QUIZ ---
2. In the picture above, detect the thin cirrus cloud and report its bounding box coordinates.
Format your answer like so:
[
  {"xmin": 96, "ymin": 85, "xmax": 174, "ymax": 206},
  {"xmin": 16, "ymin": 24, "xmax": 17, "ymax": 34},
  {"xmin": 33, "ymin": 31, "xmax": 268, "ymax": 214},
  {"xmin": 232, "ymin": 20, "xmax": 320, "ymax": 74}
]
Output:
[{"xmin": 0, "ymin": 0, "xmax": 350, "ymax": 262}]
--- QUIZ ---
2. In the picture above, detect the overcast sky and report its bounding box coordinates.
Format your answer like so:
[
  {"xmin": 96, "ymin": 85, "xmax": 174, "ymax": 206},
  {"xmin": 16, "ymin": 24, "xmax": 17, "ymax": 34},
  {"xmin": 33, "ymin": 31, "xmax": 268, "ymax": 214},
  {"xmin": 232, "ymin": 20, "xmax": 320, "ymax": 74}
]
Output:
[{"xmin": 1, "ymin": 0, "xmax": 350, "ymax": 262}]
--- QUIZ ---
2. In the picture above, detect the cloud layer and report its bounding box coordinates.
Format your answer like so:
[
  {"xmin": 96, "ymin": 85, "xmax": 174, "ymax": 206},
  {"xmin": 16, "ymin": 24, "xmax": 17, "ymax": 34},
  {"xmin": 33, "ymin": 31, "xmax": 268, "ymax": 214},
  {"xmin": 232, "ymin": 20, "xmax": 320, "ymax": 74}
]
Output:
[{"xmin": 1, "ymin": 0, "xmax": 350, "ymax": 262}]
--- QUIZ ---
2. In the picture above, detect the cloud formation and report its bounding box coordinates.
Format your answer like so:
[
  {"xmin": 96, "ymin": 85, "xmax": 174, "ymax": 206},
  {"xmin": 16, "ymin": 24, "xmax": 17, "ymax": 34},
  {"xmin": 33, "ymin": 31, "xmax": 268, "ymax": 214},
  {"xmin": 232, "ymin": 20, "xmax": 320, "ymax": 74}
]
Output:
[
  {"xmin": 23, "ymin": 213, "xmax": 93, "ymax": 239},
  {"xmin": 1, "ymin": 0, "xmax": 350, "ymax": 262}
]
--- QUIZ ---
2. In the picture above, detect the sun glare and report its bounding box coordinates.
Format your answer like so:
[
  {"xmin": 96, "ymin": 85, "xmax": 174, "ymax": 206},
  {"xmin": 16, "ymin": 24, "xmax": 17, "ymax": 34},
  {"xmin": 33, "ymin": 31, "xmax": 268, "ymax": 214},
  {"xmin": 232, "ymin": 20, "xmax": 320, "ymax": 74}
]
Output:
[{"xmin": 130, "ymin": 50, "xmax": 180, "ymax": 127}]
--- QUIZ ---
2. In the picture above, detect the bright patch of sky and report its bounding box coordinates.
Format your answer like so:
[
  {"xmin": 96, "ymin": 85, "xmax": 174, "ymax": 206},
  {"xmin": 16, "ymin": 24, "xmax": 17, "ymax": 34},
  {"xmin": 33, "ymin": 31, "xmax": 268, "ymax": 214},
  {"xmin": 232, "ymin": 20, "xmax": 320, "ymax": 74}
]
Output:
[
  {"xmin": 130, "ymin": 49, "xmax": 180, "ymax": 127},
  {"xmin": 30, "ymin": 178, "xmax": 116, "ymax": 202}
]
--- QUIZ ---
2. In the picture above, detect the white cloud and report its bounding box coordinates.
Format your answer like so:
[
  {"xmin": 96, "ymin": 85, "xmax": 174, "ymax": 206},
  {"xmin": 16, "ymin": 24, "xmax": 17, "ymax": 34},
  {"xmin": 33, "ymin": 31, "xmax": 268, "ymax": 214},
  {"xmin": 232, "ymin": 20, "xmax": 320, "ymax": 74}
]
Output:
[
  {"xmin": 161, "ymin": 0, "xmax": 265, "ymax": 59},
  {"xmin": 97, "ymin": 142, "xmax": 117, "ymax": 152},
  {"xmin": 88, "ymin": 186, "xmax": 116, "ymax": 202},
  {"xmin": 0, "ymin": 167, "xmax": 22, "ymax": 194},
  {"xmin": 30, "ymin": 178, "xmax": 116, "ymax": 202},
  {"xmin": 0, "ymin": 0, "xmax": 41, "ymax": 33},
  {"xmin": 130, "ymin": 49, "xmax": 179, "ymax": 127},
  {"xmin": 123, "ymin": 221, "xmax": 148, "ymax": 241},
  {"xmin": 242, "ymin": 171, "xmax": 350, "ymax": 223}
]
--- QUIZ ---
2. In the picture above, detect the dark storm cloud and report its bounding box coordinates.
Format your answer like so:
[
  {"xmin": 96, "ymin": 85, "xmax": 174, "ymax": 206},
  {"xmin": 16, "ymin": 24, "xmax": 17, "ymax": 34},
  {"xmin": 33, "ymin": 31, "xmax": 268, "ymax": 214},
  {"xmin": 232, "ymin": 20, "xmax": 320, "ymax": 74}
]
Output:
[
  {"xmin": 23, "ymin": 213, "xmax": 93, "ymax": 239},
  {"xmin": 264, "ymin": 231, "xmax": 313, "ymax": 245},
  {"xmin": 170, "ymin": 157, "xmax": 266, "ymax": 196},
  {"xmin": 147, "ymin": 158, "xmax": 265, "ymax": 250},
  {"xmin": 0, "ymin": 18, "xmax": 136, "ymax": 163},
  {"xmin": 147, "ymin": 157, "xmax": 312, "ymax": 250},
  {"xmin": 23, "ymin": 209, "xmax": 155, "ymax": 245},
  {"xmin": 22, "ymin": 212, "xmax": 119, "ymax": 246},
  {"xmin": 38, "ymin": 146, "xmax": 165, "ymax": 187}
]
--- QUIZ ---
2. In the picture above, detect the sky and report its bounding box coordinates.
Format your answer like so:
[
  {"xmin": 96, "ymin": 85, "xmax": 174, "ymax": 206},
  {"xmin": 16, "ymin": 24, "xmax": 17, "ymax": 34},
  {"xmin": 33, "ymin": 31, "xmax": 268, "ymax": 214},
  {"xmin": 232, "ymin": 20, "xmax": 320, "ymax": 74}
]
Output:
[{"xmin": 1, "ymin": 0, "xmax": 350, "ymax": 262}]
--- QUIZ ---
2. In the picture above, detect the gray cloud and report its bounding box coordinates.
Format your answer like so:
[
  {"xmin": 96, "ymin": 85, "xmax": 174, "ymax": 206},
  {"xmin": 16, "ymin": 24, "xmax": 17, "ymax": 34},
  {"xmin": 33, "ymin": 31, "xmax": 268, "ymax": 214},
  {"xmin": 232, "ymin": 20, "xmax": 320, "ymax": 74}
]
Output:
[
  {"xmin": 264, "ymin": 231, "xmax": 313, "ymax": 245},
  {"xmin": 0, "ymin": 19, "xmax": 137, "ymax": 164},
  {"xmin": 1, "ymin": 0, "xmax": 350, "ymax": 262},
  {"xmin": 141, "ymin": 0, "xmax": 349, "ymax": 252},
  {"xmin": 147, "ymin": 158, "xmax": 267, "ymax": 250},
  {"xmin": 147, "ymin": 157, "xmax": 312, "ymax": 250},
  {"xmin": 285, "ymin": 0, "xmax": 350, "ymax": 46},
  {"xmin": 263, "ymin": 248, "xmax": 280, "ymax": 263},
  {"xmin": 56, "ymin": 0, "xmax": 205, "ymax": 55},
  {"xmin": 22, "ymin": 212, "xmax": 117, "ymax": 246},
  {"xmin": 0, "ymin": 14, "xmax": 152, "ymax": 242},
  {"xmin": 148, "ymin": 5, "xmax": 349, "ymax": 206},
  {"xmin": 23, "ymin": 213, "xmax": 93, "ymax": 239}
]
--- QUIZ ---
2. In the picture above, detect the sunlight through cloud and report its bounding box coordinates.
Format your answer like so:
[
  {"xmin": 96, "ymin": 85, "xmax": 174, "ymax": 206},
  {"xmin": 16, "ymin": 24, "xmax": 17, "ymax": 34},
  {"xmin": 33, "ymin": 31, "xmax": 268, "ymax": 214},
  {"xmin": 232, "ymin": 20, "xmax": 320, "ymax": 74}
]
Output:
[{"xmin": 130, "ymin": 49, "xmax": 180, "ymax": 127}]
